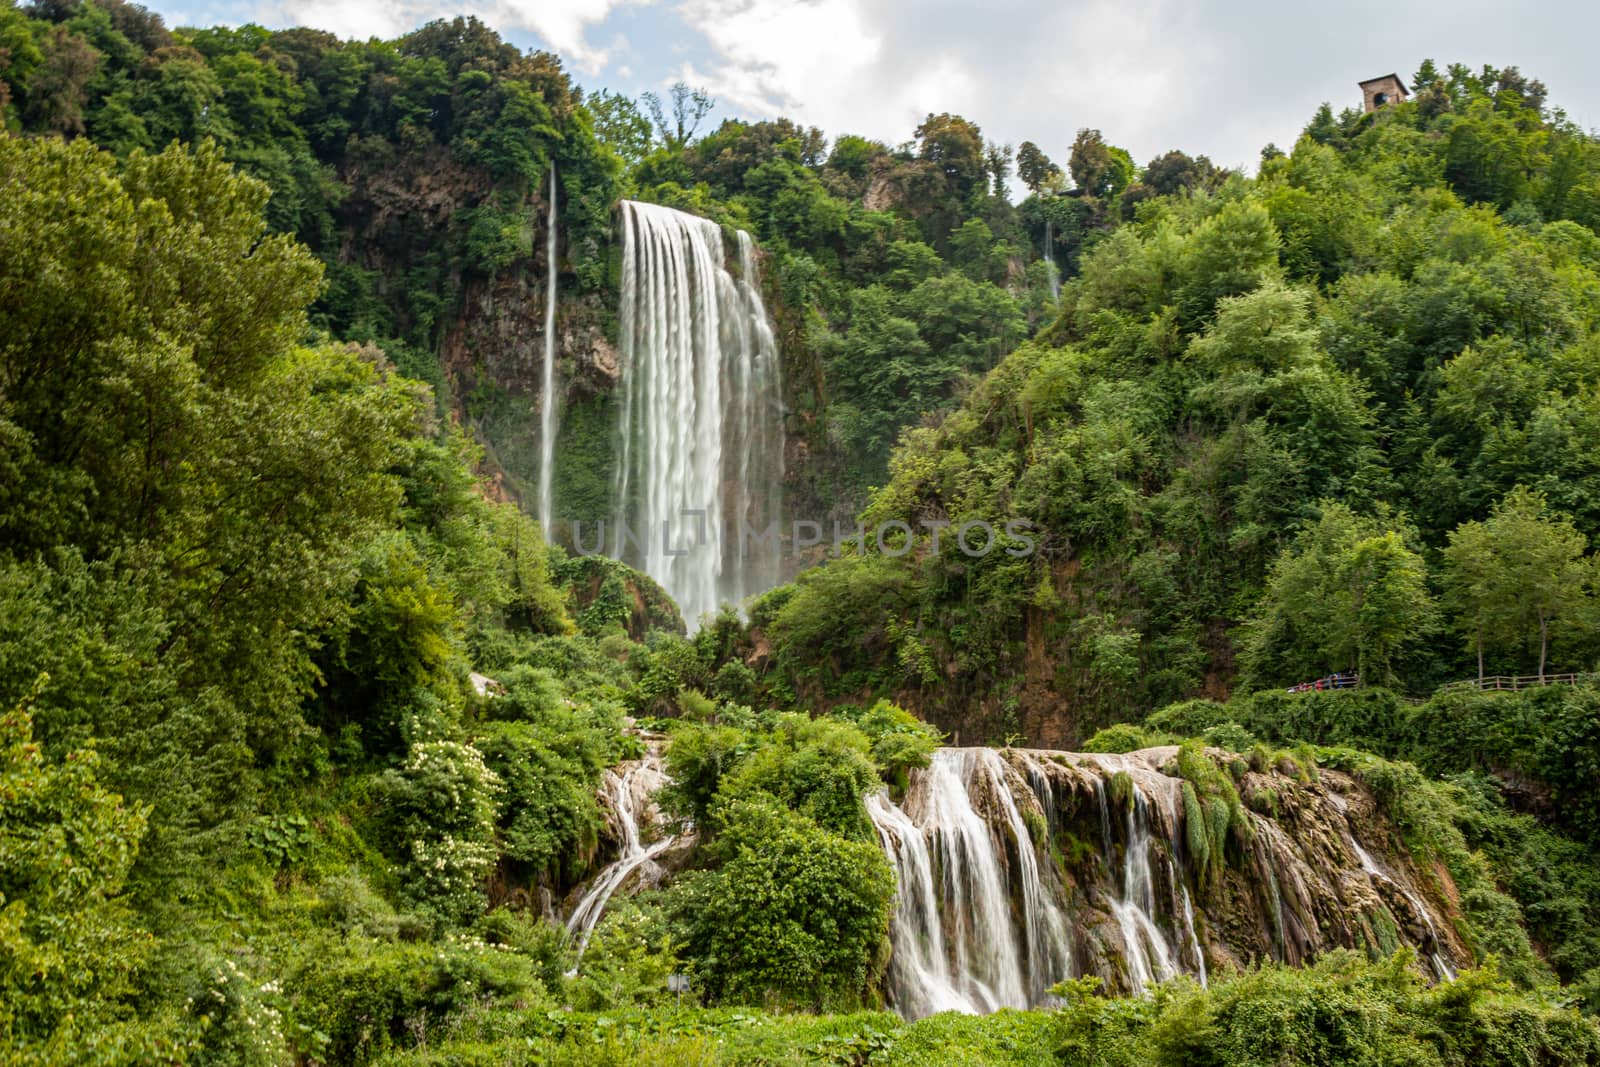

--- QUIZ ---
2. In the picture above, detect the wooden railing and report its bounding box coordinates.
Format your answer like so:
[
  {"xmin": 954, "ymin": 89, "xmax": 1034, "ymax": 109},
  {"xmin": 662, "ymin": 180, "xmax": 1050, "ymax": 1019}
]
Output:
[{"xmin": 1435, "ymin": 673, "xmax": 1590, "ymax": 695}]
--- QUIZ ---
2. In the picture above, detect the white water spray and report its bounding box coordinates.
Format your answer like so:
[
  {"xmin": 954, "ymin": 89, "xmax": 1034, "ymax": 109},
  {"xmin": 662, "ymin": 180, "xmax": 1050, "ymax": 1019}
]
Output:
[
  {"xmin": 869, "ymin": 749, "xmax": 1071, "ymax": 1016},
  {"xmin": 1337, "ymin": 798, "xmax": 1457, "ymax": 981},
  {"xmin": 1097, "ymin": 781, "xmax": 1179, "ymax": 992},
  {"xmin": 613, "ymin": 201, "xmax": 784, "ymax": 630},
  {"xmin": 1044, "ymin": 218, "xmax": 1060, "ymax": 305},
  {"xmin": 566, "ymin": 755, "xmax": 677, "ymax": 956}
]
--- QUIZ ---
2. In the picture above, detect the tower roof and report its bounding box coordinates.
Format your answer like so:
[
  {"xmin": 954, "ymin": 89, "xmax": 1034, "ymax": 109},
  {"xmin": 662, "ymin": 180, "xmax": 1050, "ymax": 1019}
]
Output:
[{"xmin": 1359, "ymin": 73, "xmax": 1409, "ymax": 94}]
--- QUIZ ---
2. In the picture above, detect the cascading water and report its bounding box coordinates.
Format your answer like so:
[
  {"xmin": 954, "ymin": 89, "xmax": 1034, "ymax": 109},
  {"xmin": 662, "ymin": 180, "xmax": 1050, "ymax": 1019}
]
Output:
[
  {"xmin": 869, "ymin": 746, "xmax": 1464, "ymax": 1018},
  {"xmin": 572, "ymin": 744, "xmax": 1465, "ymax": 1018},
  {"xmin": 1180, "ymin": 884, "xmax": 1208, "ymax": 987},
  {"xmin": 565, "ymin": 754, "xmax": 677, "ymax": 956},
  {"xmin": 1088, "ymin": 775, "xmax": 1179, "ymax": 993},
  {"xmin": 1332, "ymin": 791, "xmax": 1457, "ymax": 981},
  {"xmin": 866, "ymin": 792, "xmax": 974, "ymax": 1017},
  {"xmin": 871, "ymin": 748, "xmax": 1071, "ymax": 1015},
  {"xmin": 612, "ymin": 201, "xmax": 784, "ymax": 631},
  {"xmin": 1043, "ymin": 218, "xmax": 1060, "ymax": 304},
  {"xmin": 538, "ymin": 163, "xmax": 559, "ymax": 534}
]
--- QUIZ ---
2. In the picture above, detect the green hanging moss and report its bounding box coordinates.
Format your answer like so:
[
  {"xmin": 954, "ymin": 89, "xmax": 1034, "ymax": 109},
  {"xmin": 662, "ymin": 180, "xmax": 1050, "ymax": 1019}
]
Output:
[
  {"xmin": 1108, "ymin": 770, "xmax": 1135, "ymax": 812},
  {"xmin": 1182, "ymin": 781, "xmax": 1211, "ymax": 878},
  {"xmin": 1173, "ymin": 740, "xmax": 1252, "ymax": 888}
]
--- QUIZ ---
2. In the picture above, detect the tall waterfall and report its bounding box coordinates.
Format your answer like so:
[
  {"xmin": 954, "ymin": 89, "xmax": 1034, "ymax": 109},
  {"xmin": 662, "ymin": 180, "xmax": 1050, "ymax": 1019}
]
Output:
[
  {"xmin": 613, "ymin": 201, "xmax": 784, "ymax": 631},
  {"xmin": 537, "ymin": 163, "xmax": 559, "ymax": 533}
]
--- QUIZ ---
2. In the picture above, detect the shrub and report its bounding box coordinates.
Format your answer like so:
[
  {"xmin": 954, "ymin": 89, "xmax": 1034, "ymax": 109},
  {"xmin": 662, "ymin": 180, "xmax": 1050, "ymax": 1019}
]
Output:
[
  {"xmin": 672, "ymin": 797, "xmax": 893, "ymax": 1009},
  {"xmin": 292, "ymin": 939, "xmax": 547, "ymax": 1065},
  {"xmin": 378, "ymin": 740, "xmax": 502, "ymax": 927}
]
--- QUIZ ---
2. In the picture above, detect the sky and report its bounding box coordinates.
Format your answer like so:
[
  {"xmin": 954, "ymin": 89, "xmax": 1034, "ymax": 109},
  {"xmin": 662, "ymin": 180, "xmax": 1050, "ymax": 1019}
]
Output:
[{"xmin": 147, "ymin": 0, "xmax": 1600, "ymax": 181}]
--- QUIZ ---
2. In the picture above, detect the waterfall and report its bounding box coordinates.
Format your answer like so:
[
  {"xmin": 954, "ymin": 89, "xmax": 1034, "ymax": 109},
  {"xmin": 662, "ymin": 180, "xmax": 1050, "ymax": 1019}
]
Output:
[
  {"xmin": 1043, "ymin": 218, "xmax": 1060, "ymax": 304},
  {"xmin": 868, "ymin": 746, "xmax": 1463, "ymax": 1018},
  {"xmin": 565, "ymin": 754, "xmax": 677, "ymax": 956},
  {"xmin": 573, "ymin": 743, "xmax": 1465, "ymax": 1017},
  {"xmin": 613, "ymin": 201, "xmax": 784, "ymax": 630},
  {"xmin": 1335, "ymin": 795, "xmax": 1457, "ymax": 981},
  {"xmin": 538, "ymin": 163, "xmax": 559, "ymax": 534},
  {"xmin": 1180, "ymin": 884, "xmax": 1208, "ymax": 987},
  {"xmin": 1096, "ymin": 780, "xmax": 1179, "ymax": 992},
  {"xmin": 866, "ymin": 791, "xmax": 975, "ymax": 1017},
  {"xmin": 869, "ymin": 749, "xmax": 1071, "ymax": 1016}
]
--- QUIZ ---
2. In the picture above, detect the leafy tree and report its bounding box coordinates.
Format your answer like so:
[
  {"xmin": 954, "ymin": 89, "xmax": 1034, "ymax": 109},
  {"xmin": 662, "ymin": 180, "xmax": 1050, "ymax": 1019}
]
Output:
[
  {"xmin": 716, "ymin": 714, "xmax": 881, "ymax": 840},
  {"xmin": 1068, "ymin": 128, "xmax": 1134, "ymax": 199},
  {"xmin": 1142, "ymin": 149, "xmax": 1218, "ymax": 197},
  {"xmin": 1016, "ymin": 139, "xmax": 1057, "ymax": 193},
  {"xmin": 20, "ymin": 21, "xmax": 96, "ymax": 133},
  {"xmin": 1443, "ymin": 487, "xmax": 1592, "ymax": 680},
  {"xmin": 0, "ymin": 136, "xmax": 424, "ymax": 872},
  {"xmin": 1241, "ymin": 504, "xmax": 1436, "ymax": 687},
  {"xmin": 916, "ymin": 111, "xmax": 987, "ymax": 203},
  {"xmin": 673, "ymin": 796, "xmax": 892, "ymax": 1008},
  {"xmin": 378, "ymin": 739, "xmax": 503, "ymax": 926},
  {"xmin": 0, "ymin": 693, "xmax": 178, "ymax": 1060},
  {"xmin": 642, "ymin": 81, "xmax": 713, "ymax": 151}
]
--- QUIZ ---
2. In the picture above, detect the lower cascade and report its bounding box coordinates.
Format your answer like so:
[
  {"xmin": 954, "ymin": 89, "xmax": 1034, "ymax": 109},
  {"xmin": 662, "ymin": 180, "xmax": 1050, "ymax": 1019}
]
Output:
[
  {"xmin": 611, "ymin": 200, "xmax": 785, "ymax": 630},
  {"xmin": 570, "ymin": 744, "xmax": 1464, "ymax": 1017},
  {"xmin": 565, "ymin": 749, "xmax": 682, "ymax": 956}
]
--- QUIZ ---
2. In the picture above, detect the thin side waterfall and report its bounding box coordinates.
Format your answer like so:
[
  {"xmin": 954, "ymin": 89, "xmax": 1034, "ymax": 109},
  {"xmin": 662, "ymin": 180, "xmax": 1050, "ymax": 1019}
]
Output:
[
  {"xmin": 565, "ymin": 755, "xmax": 676, "ymax": 956},
  {"xmin": 1044, "ymin": 217, "xmax": 1060, "ymax": 304},
  {"xmin": 537, "ymin": 162, "xmax": 559, "ymax": 533},
  {"xmin": 1338, "ymin": 799, "xmax": 1457, "ymax": 981},
  {"xmin": 613, "ymin": 201, "xmax": 784, "ymax": 630},
  {"xmin": 1180, "ymin": 884, "xmax": 1208, "ymax": 987}
]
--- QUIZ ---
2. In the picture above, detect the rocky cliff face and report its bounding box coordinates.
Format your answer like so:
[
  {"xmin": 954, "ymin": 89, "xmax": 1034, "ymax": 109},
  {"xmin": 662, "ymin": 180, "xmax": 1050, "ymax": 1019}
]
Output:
[{"xmin": 328, "ymin": 146, "xmax": 619, "ymax": 516}]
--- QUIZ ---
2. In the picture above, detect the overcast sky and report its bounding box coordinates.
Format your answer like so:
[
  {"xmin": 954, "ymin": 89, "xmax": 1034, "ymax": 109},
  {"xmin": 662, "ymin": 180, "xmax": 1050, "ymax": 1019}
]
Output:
[{"xmin": 149, "ymin": 0, "xmax": 1599, "ymax": 180}]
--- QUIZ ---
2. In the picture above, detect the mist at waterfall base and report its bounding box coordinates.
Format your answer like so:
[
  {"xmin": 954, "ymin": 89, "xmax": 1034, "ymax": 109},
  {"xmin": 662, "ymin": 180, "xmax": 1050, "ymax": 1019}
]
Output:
[
  {"xmin": 602, "ymin": 200, "xmax": 785, "ymax": 631},
  {"xmin": 573, "ymin": 745, "xmax": 1463, "ymax": 1020}
]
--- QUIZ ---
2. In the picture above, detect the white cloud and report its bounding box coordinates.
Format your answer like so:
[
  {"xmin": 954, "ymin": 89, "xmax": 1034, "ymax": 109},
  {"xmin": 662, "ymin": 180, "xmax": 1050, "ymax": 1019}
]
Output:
[
  {"xmin": 667, "ymin": 0, "xmax": 1239, "ymax": 177},
  {"xmin": 252, "ymin": 0, "xmax": 632, "ymax": 71}
]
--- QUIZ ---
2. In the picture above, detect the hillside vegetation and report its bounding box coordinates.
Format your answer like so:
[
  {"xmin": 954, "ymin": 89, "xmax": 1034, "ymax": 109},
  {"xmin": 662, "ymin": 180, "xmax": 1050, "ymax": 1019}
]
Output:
[{"xmin": 6, "ymin": 7, "xmax": 1600, "ymax": 1062}]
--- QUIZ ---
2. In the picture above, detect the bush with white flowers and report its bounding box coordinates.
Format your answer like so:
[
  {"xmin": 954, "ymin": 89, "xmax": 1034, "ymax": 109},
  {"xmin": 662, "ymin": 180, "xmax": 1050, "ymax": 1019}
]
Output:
[{"xmin": 380, "ymin": 739, "xmax": 503, "ymax": 926}]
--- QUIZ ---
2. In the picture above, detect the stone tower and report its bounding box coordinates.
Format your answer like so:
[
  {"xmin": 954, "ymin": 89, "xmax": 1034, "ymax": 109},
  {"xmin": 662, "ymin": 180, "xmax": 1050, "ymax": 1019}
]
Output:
[{"xmin": 1359, "ymin": 74, "xmax": 1409, "ymax": 113}]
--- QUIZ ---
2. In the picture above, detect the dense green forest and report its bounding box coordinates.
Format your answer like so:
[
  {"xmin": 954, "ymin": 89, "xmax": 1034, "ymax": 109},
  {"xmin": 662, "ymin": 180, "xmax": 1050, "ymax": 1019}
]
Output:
[{"xmin": 9, "ymin": 0, "xmax": 1600, "ymax": 1061}]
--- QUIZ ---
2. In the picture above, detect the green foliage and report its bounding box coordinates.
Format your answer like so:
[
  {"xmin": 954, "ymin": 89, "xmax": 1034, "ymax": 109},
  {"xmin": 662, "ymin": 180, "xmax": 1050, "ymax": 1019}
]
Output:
[
  {"xmin": 12, "ymin": 18, "xmax": 1600, "ymax": 1060},
  {"xmin": 1240, "ymin": 504, "xmax": 1437, "ymax": 688},
  {"xmin": 1052, "ymin": 952, "xmax": 1599, "ymax": 1067},
  {"xmin": 377, "ymin": 740, "xmax": 503, "ymax": 927},
  {"xmin": 1170, "ymin": 741, "xmax": 1250, "ymax": 887},
  {"xmin": 672, "ymin": 797, "xmax": 893, "ymax": 1009},
  {"xmin": 1082, "ymin": 723, "xmax": 1171, "ymax": 753},
  {"xmin": 292, "ymin": 938, "xmax": 547, "ymax": 1065},
  {"xmin": 1443, "ymin": 486, "xmax": 1594, "ymax": 679},
  {"xmin": 570, "ymin": 899, "xmax": 680, "ymax": 1012},
  {"xmin": 0, "ymin": 695, "xmax": 179, "ymax": 1060},
  {"xmin": 834, "ymin": 699, "xmax": 942, "ymax": 793},
  {"xmin": 475, "ymin": 667, "xmax": 623, "ymax": 882},
  {"xmin": 716, "ymin": 714, "xmax": 881, "ymax": 840}
]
